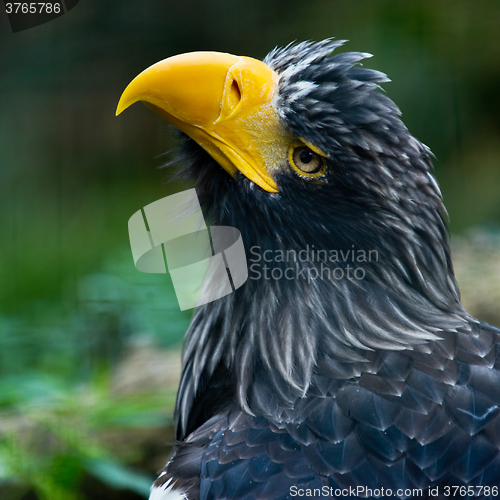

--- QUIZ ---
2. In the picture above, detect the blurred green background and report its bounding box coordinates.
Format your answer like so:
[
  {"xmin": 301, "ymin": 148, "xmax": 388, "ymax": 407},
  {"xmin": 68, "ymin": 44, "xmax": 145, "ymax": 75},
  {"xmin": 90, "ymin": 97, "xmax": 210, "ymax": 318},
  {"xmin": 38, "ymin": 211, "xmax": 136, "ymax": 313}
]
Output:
[{"xmin": 0, "ymin": 1, "xmax": 499, "ymax": 498}]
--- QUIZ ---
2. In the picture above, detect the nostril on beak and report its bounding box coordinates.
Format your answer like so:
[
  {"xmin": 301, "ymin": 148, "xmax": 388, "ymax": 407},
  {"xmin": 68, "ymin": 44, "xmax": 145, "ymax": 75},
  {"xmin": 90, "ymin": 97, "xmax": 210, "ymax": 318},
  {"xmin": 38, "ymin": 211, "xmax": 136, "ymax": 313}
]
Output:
[{"xmin": 227, "ymin": 79, "xmax": 241, "ymax": 114}]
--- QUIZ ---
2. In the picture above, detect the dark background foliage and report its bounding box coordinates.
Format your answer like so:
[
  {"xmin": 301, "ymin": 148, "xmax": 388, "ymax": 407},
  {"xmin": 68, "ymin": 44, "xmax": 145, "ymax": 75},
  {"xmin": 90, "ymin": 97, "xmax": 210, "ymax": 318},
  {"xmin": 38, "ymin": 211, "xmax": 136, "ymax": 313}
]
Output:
[{"xmin": 0, "ymin": 1, "xmax": 499, "ymax": 498}]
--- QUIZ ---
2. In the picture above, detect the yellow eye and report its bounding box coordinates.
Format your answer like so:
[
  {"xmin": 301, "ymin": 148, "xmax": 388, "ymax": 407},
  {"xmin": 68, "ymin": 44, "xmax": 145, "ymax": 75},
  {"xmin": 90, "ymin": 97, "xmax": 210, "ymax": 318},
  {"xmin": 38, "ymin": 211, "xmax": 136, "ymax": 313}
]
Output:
[{"xmin": 290, "ymin": 146, "xmax": 326, "ymax": 176}]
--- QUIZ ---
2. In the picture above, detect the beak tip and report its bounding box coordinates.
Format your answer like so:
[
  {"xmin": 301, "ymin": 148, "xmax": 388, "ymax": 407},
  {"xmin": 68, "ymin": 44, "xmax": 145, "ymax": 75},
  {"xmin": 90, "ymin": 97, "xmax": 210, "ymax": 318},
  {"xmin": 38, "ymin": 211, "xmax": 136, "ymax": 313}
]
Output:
[{"xmin": 116, "ymin": 95, "xmax": 130, "ymax": 117}]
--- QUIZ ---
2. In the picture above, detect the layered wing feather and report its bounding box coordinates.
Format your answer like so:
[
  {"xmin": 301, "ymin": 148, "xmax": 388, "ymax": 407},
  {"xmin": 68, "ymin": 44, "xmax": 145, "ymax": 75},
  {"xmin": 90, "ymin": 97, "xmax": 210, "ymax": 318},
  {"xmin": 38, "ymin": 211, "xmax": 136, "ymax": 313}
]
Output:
[{"xmin": 160, "ymin": 321, "xmax": 500, "ymax": 499}]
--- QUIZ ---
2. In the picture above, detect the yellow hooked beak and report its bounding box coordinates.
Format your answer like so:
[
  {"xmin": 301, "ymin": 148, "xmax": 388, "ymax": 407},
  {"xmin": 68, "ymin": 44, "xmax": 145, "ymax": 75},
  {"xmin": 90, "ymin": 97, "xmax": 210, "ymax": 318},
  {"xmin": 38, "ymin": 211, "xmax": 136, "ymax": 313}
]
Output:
[{"xmin": 116, "ymin": 51, "xmax": 282, "ymax": 193}]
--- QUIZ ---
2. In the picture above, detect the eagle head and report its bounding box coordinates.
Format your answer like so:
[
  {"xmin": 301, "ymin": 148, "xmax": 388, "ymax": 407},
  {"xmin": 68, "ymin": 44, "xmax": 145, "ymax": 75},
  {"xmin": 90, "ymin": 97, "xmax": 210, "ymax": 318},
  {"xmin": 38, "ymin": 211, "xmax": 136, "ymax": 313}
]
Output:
[{"xmin": 117, "ymin": 40, "xmax": 470, "ymax": 437}]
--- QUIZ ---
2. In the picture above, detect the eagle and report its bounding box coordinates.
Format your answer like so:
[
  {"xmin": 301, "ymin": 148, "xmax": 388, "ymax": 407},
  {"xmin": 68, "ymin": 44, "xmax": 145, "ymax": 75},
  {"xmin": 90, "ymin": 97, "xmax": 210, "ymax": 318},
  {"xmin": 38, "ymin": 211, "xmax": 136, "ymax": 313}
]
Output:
[{"xmin": 117, "ymin": 40, "xmax": 500, "ymax": 499}]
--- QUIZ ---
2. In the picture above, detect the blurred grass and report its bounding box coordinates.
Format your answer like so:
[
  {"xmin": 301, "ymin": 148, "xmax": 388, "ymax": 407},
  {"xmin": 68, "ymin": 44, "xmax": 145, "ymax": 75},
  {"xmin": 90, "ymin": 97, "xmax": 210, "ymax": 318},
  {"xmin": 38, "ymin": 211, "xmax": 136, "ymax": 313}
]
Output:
[
  {"xmin": 0, "ymin": 248, "xmax": 191, "ymax": 379},
  {"xmin": 452, "ymin": 229, "xmax": 500, "ymax": 326},
  {"xmin": 0, "ymin": 245, "xmax": 188, "ymax": 498},
  {"xmin": 0, "ymin": 369, "xmax": 177, "ymax": 499}
]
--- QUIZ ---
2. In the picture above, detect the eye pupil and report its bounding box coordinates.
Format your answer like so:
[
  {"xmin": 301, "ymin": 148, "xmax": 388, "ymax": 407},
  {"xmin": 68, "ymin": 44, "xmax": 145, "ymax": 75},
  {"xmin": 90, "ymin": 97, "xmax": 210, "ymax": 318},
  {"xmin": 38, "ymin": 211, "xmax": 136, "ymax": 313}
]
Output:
[
  {"xmin": 300, "ymin": 150, "xmax": 313, "ymax": 164},
  {"xmin": 292, "ymin": 146, "xmax": 324, "ymax": 174}
]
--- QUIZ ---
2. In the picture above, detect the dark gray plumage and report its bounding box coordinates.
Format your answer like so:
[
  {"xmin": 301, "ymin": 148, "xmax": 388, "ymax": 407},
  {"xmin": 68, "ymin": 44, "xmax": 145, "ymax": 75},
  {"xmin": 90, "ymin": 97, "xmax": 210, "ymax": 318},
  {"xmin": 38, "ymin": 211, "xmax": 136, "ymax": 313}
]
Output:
[{"xmin": 149, "ymin": 40, "xmax": 500, "ymax": 499}]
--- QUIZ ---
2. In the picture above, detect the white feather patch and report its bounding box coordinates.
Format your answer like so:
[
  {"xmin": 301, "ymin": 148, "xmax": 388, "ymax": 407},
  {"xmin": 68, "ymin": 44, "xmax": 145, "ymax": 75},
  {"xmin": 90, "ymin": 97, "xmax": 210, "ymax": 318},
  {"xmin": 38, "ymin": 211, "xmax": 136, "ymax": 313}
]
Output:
[
  {"xmin": 286, "ymin": 81, "xmax": 318, "ymax": 102},
  {"xmin": 149, "ymin": 478, "xmax": 188, "ymax": 500}
]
